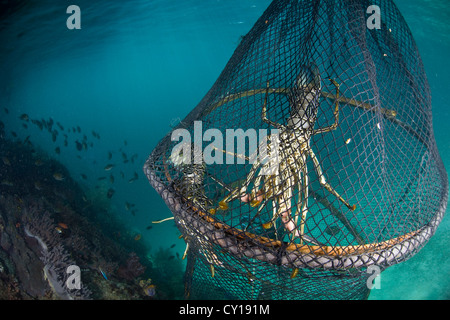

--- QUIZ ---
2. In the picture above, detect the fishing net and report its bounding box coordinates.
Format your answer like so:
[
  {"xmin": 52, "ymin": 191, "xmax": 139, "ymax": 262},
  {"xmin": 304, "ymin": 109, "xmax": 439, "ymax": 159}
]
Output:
[{"xmin": 144, "ymin": 0, "xmax": 448, "ymax": 300}]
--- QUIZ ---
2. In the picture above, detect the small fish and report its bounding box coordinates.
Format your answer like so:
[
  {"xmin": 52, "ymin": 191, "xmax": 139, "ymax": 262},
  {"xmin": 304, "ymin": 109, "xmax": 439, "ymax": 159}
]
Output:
[
  {"xmin": 51, "ymin": 130, "xmax": 58, "ymax": 142},
  {"xmin": 2, "ymin": 156, "xmax": 11, "ymax": 166},
  {"xmin": 170, "ymin": 244, "xmax": 176, "ymax": 249},
  {"xmin": 55, "ymin": 147, "xmax": 61, "ymax": 154},
  {"xmin": 34, "ymin": 181, "xmax": 42, "ymax": 190},
  {"xmin": 56, "ymin": 122, "xmax": 64, "ymax": 131},
  {"xmin": 3, "ymin": 108, "xmax": 9, "ymax": 114},
  {"xmin": 53, "ymin": 172, "xmax": 64, "ymax": 181},
  {"xmin": 58, "ymin": 222, "xmax": 69, "ymax": 229},
  {"xmin": 107, "ymin": 188, "xmax": 115, "ymax": 199},
  {"xmin": 98, "ymin": 176, "xmax": 106, "ymax": 181},
  {"xmin": 134, "ymin": 234, "xmax": 142, "ymax": 241},
  {"xmin": 1, "ymin": 180, "xmax": 13, "ymax": 186},
  {"xmin": 99, "ymin": 268, "xmax": 108, "ymax": 280},
  {"xmin": 109, "ymin": 174, "xmax": 114, "ymax": 184},
  {"xmin": 11, "ymin": 131, "xmax": 17, "ymax": 137},
  {"xmin": 125, "ymin": 202, "xmax": 135, "ymax": 211},
  {"xmin": 168, "ymin": 255, "xmax": 175, "ymax": 260},
  {"xmin": 19, "ymin": 113, "xmax": 29, "ymax": 121},
  {"xmin": 107, "ymin": 151, "xmax": 112, "ymax": 160},
  {"xmin": 76, "ymin": 126, "xmax": 81, "ymax": 133},
  {"xmin": 146, "ymin": 225, "xmax": 153, "ymax": 230},
  {"xmin": 22, "ymin": 123, "xmax": 28, "ymax": 129},
  {"xmin": 104, "ymin": 164, "xmax": 114, "ymax": 171},
  {"xmin": 345, "ymin": 138, "xmax": 352, "ymax": 145},
  {"xmin": 75, "ymin": 140, "xmax": 82, "ymax": 151}
]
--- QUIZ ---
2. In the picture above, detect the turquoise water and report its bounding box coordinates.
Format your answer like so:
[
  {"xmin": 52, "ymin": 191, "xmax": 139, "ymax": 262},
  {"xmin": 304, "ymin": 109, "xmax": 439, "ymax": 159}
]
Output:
[{"xmin": 0, "ymin": 0, "xmax": 449, "ymax": 299}]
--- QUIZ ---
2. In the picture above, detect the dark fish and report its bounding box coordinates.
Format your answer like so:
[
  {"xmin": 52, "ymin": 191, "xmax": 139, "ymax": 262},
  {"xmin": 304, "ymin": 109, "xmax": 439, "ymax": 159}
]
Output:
[
  {"xmin": 82, "ymin": 141, "xmax": 87, "ymax": 150},
  {"xmin": 104, "ymin": 164, "xmax": 114, "ymax": 171},
  {"xmin": 55, "ymin": 147, "xmax": 60, "ymax": 154},
  {"xmin": 108, "ymin": 152, "xmax": 112, "ymax": 160},
  {"xmin": 52, "ymin": 130, "xmax": 58, "ymax": 142},
  {"xmin": 56, "ymin": 122, "xmax": 64, "ymax": 131},
  {"xmin": 80, "ymin": 173, "xmax": 87, "ymax": 180},
  {"xmin": 77, "ymin": 126, "xmax": 81, "ymax": 133},
  {"xmin": 64, "ymin": 139, "xmax": 68, "ymax": 147},
  {"xmin": 120, "ymin": 171, "xmax": 125, "ymax": 179},
  {"xmin": 98, "ymin": 176, "xmax": 106, "ymax": 180},
  {"xmin": 109, "ymin": 174, "xmax": 114, "ymax": 184},
  {"xmin": 33, "ymin": 119, "xmax": 43, "ymax": 130},
  {"xmin": 168, "ymin": 256, "xmax": 175, "ymax": 260},
  {"xmin": 11, "ymin": 131, "xmax": 17, "ymax": 137},
  {"xmin": 75, "ymin": 140, "xmax": 82, "ymax": 151},
  {"xmin": 107, "ymin": 188, "xmax": 115, "ymax": 199},
  {"xmin": 19, "ymin": 113, "xmax": 29, "ymax": 121},
  {"xmin": 176, "ymin": 252, "xmax": 180, "ymax": 259},
  {"xmin": 3, "ymin": 108, "xmax": 9, "ymax": 114},
  {"xmin": 170, "ymin": 244, "xmax": 176, "ymax": 249},
  {"xmin": 22, "ymin": 123, "xmax": 28, "ymax": 129},
  {"xmin": 121, "ymin": 152, "xmax": 127, "ymax": 160},
  {"xmin": 131, "ymin": 210, "xmax": 136, "ymax": 216},
  {"xmin": 124, "ymin": 140, "xmax": 127, "ymax": 146},
  {"xmin": 146, "ymin": 225, "xmax": 153, "ymax": 230}
]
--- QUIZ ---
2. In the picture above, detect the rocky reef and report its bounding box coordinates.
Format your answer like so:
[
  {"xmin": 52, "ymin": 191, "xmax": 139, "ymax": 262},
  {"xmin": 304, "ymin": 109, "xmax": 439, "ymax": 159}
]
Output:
[{"xmin": 0, "ymin": 135, "xmax": 183, "ymax": 299}]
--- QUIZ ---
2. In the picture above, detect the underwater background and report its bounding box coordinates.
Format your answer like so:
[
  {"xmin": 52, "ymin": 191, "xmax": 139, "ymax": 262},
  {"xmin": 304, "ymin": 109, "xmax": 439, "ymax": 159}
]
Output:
[{"xmin": 0, "ymin": 0, "xmax": 448, "ymax": 299}]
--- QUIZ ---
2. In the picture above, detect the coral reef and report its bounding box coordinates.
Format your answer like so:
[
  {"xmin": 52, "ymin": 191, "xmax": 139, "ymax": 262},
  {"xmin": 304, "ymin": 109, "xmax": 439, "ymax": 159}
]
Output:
[{"xmin": 0, "ymin": 137, "xmax": 153, "ymax": 299}]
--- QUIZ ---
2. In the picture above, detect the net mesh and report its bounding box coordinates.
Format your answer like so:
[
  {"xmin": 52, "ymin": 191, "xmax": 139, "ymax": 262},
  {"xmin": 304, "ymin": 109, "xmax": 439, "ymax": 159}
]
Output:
[{"xmin": 144, "ymin": 0, "xmax": 448, "ymax": 300}]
